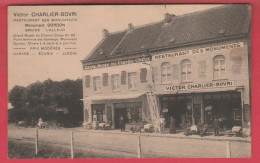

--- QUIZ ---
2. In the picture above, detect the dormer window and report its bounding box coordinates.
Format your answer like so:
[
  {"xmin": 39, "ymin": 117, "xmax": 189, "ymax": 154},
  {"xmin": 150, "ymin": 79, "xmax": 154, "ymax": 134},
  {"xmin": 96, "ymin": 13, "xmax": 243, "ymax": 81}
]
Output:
[{"xmin": 99, "ymin": 48, "xmax": 105, "ymax": 55}]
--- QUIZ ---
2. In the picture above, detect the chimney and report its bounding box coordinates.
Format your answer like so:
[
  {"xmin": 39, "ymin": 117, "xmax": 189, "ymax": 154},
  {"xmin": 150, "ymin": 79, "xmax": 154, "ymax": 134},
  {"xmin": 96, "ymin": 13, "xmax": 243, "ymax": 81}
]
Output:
[
  {"xmin": 128, "ymin": 23, "xmax": 134, "ymax": 31},
  {"xmin": 103, "ymin": 29, "xmax": 109, "ymax": 38},
  {"xmin": 164, "ymin": 13, "xmax": 174, "ymax": 24}
]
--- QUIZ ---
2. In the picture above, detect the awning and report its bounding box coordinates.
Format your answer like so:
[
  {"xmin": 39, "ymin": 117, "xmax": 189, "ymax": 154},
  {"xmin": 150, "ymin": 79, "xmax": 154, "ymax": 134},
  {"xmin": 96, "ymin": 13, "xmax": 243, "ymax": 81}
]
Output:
[{"xmin": 81, "ymin": 92, "xmax": 144, "ymax": 101}]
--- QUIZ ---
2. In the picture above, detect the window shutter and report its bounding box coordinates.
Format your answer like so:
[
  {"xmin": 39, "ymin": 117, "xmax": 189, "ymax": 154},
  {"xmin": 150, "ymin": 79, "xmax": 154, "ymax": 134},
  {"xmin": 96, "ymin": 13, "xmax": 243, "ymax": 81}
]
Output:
[
  {"xmin": 85, "ymin": 75, "xmax": 91, "ymax": 88},
  {"xmin": 152, "ymin": 67, "xmax": 159, "ymax": 83},
  {"xmin": 231, "ymin": 54, "xmax": 242, "ymax": 75},
  {"xmin": 121, "ymin": 71, "xmax": 126, "ymax": 85},
  {"xmin": 103, "ymin": 73, "xmax": 108, "ymax": 86},
  {"xmin": 172, "ymin": 64, "xmax": 179, "ymax": 80},
  {"xmin": 140, "ymin": 68, "xmax": 147, "ymax": 83},
  {"xmin": 198, "ymin": 60, "xmax": 206, "ymax": 78}
]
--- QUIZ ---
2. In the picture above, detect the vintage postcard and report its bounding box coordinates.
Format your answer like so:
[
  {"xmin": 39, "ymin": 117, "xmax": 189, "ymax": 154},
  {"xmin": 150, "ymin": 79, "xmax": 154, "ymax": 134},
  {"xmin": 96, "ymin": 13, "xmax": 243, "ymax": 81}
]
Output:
[{"xmin": 7, "ymin": 4, "xmax": 251, "ymax": 158}]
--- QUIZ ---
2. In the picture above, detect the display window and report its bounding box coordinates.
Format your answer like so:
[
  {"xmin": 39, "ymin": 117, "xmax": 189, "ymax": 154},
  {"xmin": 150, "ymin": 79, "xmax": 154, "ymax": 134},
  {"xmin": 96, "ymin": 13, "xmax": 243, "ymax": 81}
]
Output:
[{"xmin": 92, "ymin": 104, "xmax": 105, "ymax": 122}]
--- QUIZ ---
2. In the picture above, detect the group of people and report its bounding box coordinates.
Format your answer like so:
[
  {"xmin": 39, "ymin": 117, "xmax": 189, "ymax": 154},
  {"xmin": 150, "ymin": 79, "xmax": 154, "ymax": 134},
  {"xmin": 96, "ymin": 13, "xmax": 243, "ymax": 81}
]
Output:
[
  {"xmin": 120, "ymin": 115, "xmax": 221, "ymax": 136},
  {"xmin": 160, "ymin": 116, "xmax": 176, "ymax": 134}
]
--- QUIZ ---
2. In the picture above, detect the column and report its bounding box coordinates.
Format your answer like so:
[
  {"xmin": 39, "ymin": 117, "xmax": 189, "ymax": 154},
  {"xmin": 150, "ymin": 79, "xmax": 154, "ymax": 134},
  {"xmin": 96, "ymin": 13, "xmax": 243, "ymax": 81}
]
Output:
[{"xmin": 201, "ymin": 95, "xmax": 204, "ymax": 123}]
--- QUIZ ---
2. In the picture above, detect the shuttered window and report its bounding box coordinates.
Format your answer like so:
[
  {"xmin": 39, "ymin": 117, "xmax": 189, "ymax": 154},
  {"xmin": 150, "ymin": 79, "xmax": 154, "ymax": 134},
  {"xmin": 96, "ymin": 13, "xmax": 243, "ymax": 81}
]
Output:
[
  {"xmin": 213, "ymin": 55, "xmax": 225, "ymax": 79},
  {"xmin": 93, "ymin": 76, "xmax": 101, "ymax": 93},
  {"xmin": 85, "ymin": 75, "xmax": 91, "ymax": 88},
  {"xmin": 198, "ymin": 60, "xmax": 206, "ymax": 78},
  {"xmin": 129, "ymin": 72, "xmax": 137, "ymax": 90},
  {"xmin": 103, "ymin": 73, "xmax": 108, "ymax": 86},
  {"xmin": 140, "ymin": 68, "xmax": 147, "ymax": 83},
  {"xmin": 161, "ymin": 62, "xmax": 171, "ymax": 83},
  {"xmin": 112, "ymin": 74, "xmax": 120, "ymax": 92},
  {"xmin": 152, "ymin": 67, "xmax": 159, "ymax": 83},
  {"xmin": 181, "ymin": 59, "xmax": 192, "ymax": 82},
  {"xmin": 172, "ymin": 64, "xmax": 179, "ymax": 80},
  {"xmin": 121, "ymin": 71, "xmax": 126, "ymax": 85}
]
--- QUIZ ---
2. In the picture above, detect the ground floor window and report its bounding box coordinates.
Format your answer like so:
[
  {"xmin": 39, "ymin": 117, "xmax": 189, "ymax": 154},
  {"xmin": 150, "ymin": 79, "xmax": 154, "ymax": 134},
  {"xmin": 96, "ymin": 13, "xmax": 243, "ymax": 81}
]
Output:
[
  {"xmin": 114, "ymin": 102, "xmax": 142, "ymax": 129},
  {"xmin": 92, "ymin": 104, "xmax": 105, "ymax": 122},
  {"xmin": 160, "ymin": 95, "xmax": 192, "ymax": 128},
  {"xmin": 203, "ymin": 92, "xmax": 242, "ymax": 129},
  {"xmin": 160, "ymin": 91, "xmax": 242, "ymax": 130}
]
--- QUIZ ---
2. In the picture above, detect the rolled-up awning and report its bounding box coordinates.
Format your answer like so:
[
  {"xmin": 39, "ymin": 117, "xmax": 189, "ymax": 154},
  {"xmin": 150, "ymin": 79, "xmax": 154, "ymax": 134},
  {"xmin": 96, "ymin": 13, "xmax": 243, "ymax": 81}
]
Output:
[{"xmin": 81, "ymin": 92, "xmax": 144, "ymax": 101}]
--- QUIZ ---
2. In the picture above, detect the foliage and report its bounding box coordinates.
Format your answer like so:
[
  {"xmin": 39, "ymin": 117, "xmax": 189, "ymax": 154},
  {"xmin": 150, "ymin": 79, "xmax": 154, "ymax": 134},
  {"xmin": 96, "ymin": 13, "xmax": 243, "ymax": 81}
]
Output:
[
  {"xmin": 8, "ymin": 79, "xmax": 83, "ymax": 127},
  {"xmin": 130, "ymin": 120, "xmax": 147, "ymax": 133}
]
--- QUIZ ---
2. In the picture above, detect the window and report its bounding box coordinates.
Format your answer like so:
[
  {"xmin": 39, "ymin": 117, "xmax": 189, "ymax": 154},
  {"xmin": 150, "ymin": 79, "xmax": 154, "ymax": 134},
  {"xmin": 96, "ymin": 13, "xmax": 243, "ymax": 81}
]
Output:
[
  {"xmin": 111, "ymin": 74, "xmax": 120, "ymax": 92},
  {"xmin": 93, "ymin": 76, "xmax": 101, "ymax": 93},
  {"xmin": 92, "ymin": 104, "xmax": 105, "ymax": 122},
  {"xmin": 161, "ymin": 62, "xmax": 171, "ymax": 83},
  {"xmin": 213, "ymin": 55, "xmax": 226, "ymax": 79},
  {"xmin": 129, "ymin": 72, "xmax": 137, "ymax": 90},
  {"xmin": 181, "ymin": 59, "xmax": 191, "ymax": 81}
]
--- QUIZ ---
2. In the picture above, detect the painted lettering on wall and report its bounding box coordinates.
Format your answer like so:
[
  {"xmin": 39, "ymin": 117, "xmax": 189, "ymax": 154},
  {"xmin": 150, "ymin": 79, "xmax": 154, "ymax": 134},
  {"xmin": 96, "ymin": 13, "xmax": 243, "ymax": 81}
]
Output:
[
  {"xmin": 153, "ymin": 42, "xmax": 244, "ymax": 60},
  {"xmin": 164, "ymin": 81, "xmax": 235, "ymax": 91},
  {"xmin": 83, "ymin": 57, "xmax": 151, "ymax": 70}
]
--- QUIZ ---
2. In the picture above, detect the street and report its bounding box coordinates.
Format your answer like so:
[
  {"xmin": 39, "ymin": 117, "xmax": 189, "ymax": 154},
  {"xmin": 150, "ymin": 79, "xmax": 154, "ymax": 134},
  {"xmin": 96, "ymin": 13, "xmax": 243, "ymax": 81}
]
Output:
[{"xmin": 8, "ymin": 124, "xmax": 251, "ymax": 158}]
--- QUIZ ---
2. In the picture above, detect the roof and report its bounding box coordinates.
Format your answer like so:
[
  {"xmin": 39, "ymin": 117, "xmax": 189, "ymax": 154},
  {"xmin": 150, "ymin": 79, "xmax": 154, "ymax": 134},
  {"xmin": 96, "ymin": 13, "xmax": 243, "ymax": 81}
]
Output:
[{"xmin": 83, "ymin": 5, "xmax": 251, "ymax": 62}]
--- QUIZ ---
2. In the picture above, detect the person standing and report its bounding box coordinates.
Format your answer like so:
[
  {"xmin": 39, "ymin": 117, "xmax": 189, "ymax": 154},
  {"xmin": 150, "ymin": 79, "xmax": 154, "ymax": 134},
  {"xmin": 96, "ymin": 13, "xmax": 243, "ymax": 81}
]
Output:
[
  {"xmin": 119, "ymin": 116, "xmax": 125, "ymax": 132},
  {"xmin": 170, "ymin": 116, "xmax": 176, "ymax": 134},
  {"xmin": 160, "ymin": 115, "xmax": 165, "ymax": 134},
  {"xmin": 213, "ymin": 116, "xmax": 219, "ymax": 136}
]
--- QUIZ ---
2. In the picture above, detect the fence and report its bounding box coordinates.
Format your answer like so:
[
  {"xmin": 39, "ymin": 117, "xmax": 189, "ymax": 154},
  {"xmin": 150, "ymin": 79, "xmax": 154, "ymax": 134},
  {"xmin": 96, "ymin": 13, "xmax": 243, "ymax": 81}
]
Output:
[{"xmin": 29, "ymin": 128, "xmax": 250, "ymax": 158}]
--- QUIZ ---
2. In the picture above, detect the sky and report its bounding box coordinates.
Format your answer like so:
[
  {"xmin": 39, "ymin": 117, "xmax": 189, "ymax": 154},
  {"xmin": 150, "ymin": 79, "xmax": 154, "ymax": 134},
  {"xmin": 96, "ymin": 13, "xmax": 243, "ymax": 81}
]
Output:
[{"xmin": 8, "ymin": 4, "xmax": 222, "ymax": 90}]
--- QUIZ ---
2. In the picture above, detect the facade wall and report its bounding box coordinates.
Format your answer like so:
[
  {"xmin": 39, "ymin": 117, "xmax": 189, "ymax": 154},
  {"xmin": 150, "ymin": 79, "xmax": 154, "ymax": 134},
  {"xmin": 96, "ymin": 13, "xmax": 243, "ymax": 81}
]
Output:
[
  {"xmin": 150, "ymin": 38, "xmax": 250, "ymax": 103},
  {"xmin": 82, "ymin": 37, "xmax": 251, "ymax": 129},
  {"xmin": 82, "ymin": 61, "xmax": 152, "ymax": 97},
  {"xmin": 149, "ymin": 38, "xmax": 250, "ymax": 127}
]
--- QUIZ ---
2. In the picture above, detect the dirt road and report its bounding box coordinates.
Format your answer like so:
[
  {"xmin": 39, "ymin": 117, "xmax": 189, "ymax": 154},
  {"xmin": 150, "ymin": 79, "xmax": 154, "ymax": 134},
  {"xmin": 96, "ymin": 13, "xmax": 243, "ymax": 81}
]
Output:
[{"xmin": 8, "ymin": 124, "xmax": 251, "ymax": 158}]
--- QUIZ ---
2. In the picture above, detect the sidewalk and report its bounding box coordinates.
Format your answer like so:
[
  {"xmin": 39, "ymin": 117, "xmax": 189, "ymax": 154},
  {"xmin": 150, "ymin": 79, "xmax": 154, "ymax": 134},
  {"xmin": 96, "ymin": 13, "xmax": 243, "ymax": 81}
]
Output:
[{"xmin": 71, "ymin": 127, "xmax": 251, "ymax": 143}]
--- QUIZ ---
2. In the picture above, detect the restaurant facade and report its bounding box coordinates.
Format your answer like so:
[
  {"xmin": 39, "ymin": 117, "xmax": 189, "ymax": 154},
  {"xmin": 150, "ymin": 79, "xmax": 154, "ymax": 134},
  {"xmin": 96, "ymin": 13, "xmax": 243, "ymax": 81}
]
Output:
[{"xmin": 81, "ymin": 5, "xmax": 251, "ymax": 131}]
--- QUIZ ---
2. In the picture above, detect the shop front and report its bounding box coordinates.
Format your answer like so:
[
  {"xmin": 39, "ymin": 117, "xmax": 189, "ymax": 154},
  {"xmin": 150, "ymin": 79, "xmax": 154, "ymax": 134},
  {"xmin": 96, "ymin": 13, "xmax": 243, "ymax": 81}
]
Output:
[
  {"xmin": 159, "ymin": 90, "xmax": 243, "ymax": 132},
  {"xmin": 156, "ymin": 78, "xmax": 250, "ymax": 132},
  {"xmin": 114, "ymin": 102, "xmax": 142, "ymax": 129},
  {"xmin": 83, "ymin": 93, "xmax": 147, "ymax": 130}
]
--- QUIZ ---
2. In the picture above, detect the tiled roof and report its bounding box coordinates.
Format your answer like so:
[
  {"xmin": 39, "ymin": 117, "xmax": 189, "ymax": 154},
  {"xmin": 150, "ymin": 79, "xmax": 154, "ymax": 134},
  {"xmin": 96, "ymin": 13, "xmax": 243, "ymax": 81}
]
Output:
[
  {"xmin": 85, "ymin": 31, "xmax": 127, "ymax": 60},
  {"xmin": 84, "ymin": 5, "xmax": 250, "ymax": 62},
  {"xmin": 111, "ymin": 22, "xmax": 164, "ymax": 55},
  {"xmin": 152, "ymin": 5, "xmax": 251, "ymax": 49}
]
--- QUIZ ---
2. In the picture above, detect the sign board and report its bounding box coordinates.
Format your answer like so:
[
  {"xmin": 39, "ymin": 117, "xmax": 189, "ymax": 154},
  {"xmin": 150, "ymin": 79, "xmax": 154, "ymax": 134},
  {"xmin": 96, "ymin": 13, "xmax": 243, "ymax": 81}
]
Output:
[
  {"xmin": 83, "ymin": 57, "xmax": 151, "ymax": 70},
  {"xmin": 152, "ymin": 42, "xmax": 244, "ymax": 60},
  {"xmin": 164, "ymin": 81, "xmax": 235, "ymax": 92}
]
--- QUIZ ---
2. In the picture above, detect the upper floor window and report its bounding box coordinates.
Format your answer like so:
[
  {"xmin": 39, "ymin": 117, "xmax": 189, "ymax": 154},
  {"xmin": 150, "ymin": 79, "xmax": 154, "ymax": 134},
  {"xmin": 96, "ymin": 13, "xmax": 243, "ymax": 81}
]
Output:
[
  {"xmin": 213, "ymin": 55, "xmax": 226, "ymax": 79},
  {"xmin": 111, "ymin": 74, "xmax": 120, "ymax": 92},
  {"xmin": 129, "ymin": 72, "xmax": 137, "ymax": 90},
  {"xmin": 181, "ymin": 59, "xmax": 191, "ymax": 82},
  {"xmin": 93, "ymin": 76, "xmax": 101, "ymax": 93},
  {"xmin": 161, "ymin": 62, "xmax": 171, "ymax": 83}
]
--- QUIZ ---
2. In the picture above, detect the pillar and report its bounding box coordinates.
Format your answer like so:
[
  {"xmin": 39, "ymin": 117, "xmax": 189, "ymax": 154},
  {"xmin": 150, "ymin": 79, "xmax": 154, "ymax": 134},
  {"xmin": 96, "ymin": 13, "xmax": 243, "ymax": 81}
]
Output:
[{"xmin": 201, "ymin": 95, "xmax": 204, "ymax": 123}]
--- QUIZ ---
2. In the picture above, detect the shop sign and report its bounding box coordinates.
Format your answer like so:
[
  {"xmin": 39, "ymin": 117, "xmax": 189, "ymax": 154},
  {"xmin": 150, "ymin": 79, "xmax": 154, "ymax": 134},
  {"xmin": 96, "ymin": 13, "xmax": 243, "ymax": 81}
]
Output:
[
  {"xmin": 152, "ymin": 42, "xmax": 244, "ymax": 60},
  {"xmin": 164, "ymin": 81, "xmax": 235, "ymax": 92},
  {"xmin": 162, "ymin": 108, "xmax": 168, "ymax": 112},
  {"xmin": 205, "ymin": 106, "xmax": 212, "ymax": 111},
  {"xmin": 83, "ymin": 56, "xmax": 151, "ymax": 70}
]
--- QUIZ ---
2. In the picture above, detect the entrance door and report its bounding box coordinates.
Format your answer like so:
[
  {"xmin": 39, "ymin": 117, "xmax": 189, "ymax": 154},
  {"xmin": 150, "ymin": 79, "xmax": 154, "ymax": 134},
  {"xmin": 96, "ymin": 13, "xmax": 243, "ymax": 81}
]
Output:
[
  {"xmin": 114, "ymin": 108, "xmax": 127, "ymax": 129},
  {"xmin": 193, "ymin": 104, "xmax": 201, "ymax": 124}
]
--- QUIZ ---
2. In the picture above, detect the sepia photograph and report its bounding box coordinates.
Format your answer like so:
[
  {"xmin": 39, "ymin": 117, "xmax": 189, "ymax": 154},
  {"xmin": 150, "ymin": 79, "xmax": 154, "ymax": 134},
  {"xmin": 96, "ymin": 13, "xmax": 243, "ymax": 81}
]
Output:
[{"xmin": 7, "ymin": 4, "xmax": 251, "ymax": 159}]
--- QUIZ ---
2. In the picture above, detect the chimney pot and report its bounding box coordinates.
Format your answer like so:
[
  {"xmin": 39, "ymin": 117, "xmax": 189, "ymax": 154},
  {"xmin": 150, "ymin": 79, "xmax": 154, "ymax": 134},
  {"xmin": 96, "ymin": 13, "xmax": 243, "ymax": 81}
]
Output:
[
  {"xmin": 128, "ymin": 23, "xmax": 134, "ymax": 31},
  {"xmin": 103, "ymin": 29, "xmax": 109, "ymax": 38},
  {"xmin": 164, "ymin": 13, "xmax": 174, "ymax": 23}
]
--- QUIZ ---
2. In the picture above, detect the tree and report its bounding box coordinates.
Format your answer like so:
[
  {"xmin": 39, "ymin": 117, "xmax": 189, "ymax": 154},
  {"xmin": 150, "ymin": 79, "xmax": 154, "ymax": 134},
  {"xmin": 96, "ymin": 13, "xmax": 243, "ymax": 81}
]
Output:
[{"xmin": 8, "ymin": 85, "xmax": 26, "ymax": 108}]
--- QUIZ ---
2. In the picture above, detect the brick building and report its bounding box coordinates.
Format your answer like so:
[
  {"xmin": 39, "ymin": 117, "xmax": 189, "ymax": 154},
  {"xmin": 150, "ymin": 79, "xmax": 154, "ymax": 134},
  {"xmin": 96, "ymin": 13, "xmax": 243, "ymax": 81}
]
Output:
[{"xmin": 81, "ymin": 5, "xmax": 251, "ymax": 131}]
